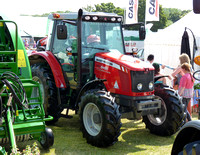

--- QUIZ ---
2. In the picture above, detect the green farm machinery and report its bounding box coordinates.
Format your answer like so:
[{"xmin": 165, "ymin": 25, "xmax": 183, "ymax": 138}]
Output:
[{"xmin": 0, "ymin": 15, "xmax": 54, "ymax": 154}]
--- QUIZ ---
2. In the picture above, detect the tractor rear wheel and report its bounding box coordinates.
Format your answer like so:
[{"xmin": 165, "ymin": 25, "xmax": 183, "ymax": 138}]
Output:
[
  {"xmin": 79, "ymin": 89, "xmax": 121, "ymax": 147},
  {"xmin": 143, "ymin": 84, "xmax": 185, "ymax": 136},
  {"xmin": 31, "ymin": 63, "xmax": 60, "ymax": 124}
]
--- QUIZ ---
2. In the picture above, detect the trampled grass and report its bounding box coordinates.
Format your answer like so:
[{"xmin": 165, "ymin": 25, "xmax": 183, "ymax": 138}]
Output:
[{"xmin": 20, "ymin": 111, "xmax": 199, "ymax": 155}]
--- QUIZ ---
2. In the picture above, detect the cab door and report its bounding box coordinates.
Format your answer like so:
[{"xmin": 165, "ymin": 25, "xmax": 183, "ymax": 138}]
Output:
[{"xmin": 53, "ymin": 21, "xmax": 78, "ymax": 89}]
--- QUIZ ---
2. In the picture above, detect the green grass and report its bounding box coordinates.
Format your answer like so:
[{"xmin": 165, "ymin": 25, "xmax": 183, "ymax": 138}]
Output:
[{"xmin": 17, "ymin": 112, "xmax": 199, "ymax": 155}]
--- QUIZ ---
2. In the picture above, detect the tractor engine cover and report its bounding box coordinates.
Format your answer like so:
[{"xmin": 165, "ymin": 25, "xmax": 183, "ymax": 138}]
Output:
[{"xmin": 94, "ymin": 51, "xmax": 155, "ymax": 97}]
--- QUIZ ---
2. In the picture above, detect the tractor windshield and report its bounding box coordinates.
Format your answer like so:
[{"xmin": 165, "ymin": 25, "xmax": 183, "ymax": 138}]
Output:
[
  {"xmin": 81, "ymin": 21, "xmax": 124, "ymax": 61},
  {"xmin": 80, "ymin": 21, "xmax": 124, "ymax": 84}
]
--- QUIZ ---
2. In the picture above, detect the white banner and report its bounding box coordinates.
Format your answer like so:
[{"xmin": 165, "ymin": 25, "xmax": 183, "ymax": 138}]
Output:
[
  {"xmin": 126, "ymin": 0, "xmax": 138, "ymax": 24},
  {"xmin": 145, "ymin": 0, "xmax": 159, "ymax": 22}
]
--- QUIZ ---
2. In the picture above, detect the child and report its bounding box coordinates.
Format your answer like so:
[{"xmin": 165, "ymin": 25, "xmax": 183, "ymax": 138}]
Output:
[{"xmin": 178, "ymin": 62, "xmax": 194, "ymax": 122}]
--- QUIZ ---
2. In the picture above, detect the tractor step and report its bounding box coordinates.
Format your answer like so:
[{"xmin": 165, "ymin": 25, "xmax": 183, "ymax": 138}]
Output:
[
  {"xmin": 60, "ymin": 114, "xmax": 73, "ymax": 119},
  {"xmin": 60, "ymin": 108, "xmax": 73, "ymax": 119}
]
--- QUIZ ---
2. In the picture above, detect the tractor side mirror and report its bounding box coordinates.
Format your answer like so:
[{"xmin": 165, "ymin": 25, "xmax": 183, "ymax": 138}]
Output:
[
  {"xmin": 122, "ymin": 23, "xmax": 146, "ymax": 41},
  {"xmin": 57, "ymin": 25, "xmax": 67, "ymax": 39},
  {"xmin": 193, "ymin": 0, "xmax": 200, "ymax": 13},
  {"xmin": 139, "ymin": 25, "xmax": 146, "ymax": 40}
]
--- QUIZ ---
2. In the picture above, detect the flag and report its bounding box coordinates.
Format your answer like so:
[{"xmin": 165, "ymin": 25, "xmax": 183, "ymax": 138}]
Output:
[
  {"xmin": 145, "ymin": 0, "xmax": 159, "ymax": 22},
  {"xmin": 126, "ymin": 0, "xmax": 138, "ymax": 24}
]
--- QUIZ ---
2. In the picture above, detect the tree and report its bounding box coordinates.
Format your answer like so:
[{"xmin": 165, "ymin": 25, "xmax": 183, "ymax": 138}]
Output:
[
  {"xmin": 94, "ymin": 3, "xmax": 124, "ymax": 16},
  {"xmin": 163, "ymin": 8, "xmax": 191, "ymax": 23},
  {"xmin": 95, "ymin": 3, "xmax": 115, "ymax": 12},
  {"xmin": 138, "ymin": 0, "xmax": 168, "ymax": 32},
  {"xmin": 31, "ymin": 10, "xmax": 71, "ymax": 17},
  {"xmin": 82, "ymin": 5, "xmax": 95, "ymax": 12},
  {"xmin": 150, "ymin": 6, "xmax": 168, "ymax": 32},
  {"xmin": 29, "ymin": 1, "xmax": 190, "ymax": 31}
]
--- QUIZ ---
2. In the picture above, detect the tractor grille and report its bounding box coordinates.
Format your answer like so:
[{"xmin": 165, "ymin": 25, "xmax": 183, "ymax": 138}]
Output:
[{"xmin": 130, "ymin": 70, "xmax": 154, "ymax": 92}]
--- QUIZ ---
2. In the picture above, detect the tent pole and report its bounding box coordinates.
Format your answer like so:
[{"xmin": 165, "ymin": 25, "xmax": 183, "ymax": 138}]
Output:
[{"xmin": 186, "ymin": 27, "xmax": 198, "ymax": 68}]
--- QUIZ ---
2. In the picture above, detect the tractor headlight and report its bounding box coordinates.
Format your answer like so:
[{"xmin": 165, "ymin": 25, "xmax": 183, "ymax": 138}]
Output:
[
  {"xmin": 149, "ymin": 81, "xmax": 154, "ymax": 90},
  {"xmin": 137, "ymin": 83, "xmax": 143, "ymax": 91}
]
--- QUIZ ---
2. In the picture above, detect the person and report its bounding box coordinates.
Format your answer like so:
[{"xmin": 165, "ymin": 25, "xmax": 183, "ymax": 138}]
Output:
[
  {"xmin": 87, "ymin": 34, "xmax": 100, "ymax": 46},
  {"xmin": 178, "ymin": 62, "xmax": 194, "ymax": 122},
  {"xmin": 85, "ymin": 34, "xmax": 101, "ymax": 81},
  {"xmin": 24, "ymin": 39, "xmax": 29, "ymax": 49},
  {"xmin": 33, "ymin": 41, "xmax": 36, "ymax": 48},
  {"xmin": 171, "ymin": 53, "xmax": 191, "ymax": 90},
  {"xmin": 153, "ymin": 63, "xmax": 167, "ymax": 84},
  {"xmin": 172, "ymin": 53, "xmax": 192, "ymax": 115},
  {"xmin": 132, "ymin": 42, "xmax": 138, "ymax": 55},
  {"xmin": 147, "ymin": 54, "xmax": 154, "ymax": 64},
  {"xmin": 132, "ymin": 45, "xmax": 137, "ymax": 57},
  {"xmin": 153, "ymin": 63, "xmax": 171, "ymax": 85}
]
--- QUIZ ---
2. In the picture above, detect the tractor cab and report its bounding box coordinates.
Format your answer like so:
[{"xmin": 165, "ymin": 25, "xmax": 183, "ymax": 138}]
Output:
[{"xmin": 46, "ymin": 9, "xmax": 145, "ymax": 89}]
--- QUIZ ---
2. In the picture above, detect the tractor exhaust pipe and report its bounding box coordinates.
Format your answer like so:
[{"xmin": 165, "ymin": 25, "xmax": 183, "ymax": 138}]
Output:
[{"xmin": 77, "ymin": 9, "xmax": 83, "ymax": 89}]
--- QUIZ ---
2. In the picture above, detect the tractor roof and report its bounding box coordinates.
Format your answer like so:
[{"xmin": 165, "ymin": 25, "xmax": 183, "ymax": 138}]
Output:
[{"xmin": 48, "ymin": 11, "xmax": 121, "ymax": 20}]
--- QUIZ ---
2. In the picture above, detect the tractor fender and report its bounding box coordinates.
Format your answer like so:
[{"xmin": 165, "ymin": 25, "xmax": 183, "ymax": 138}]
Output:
[
  {"xmin": 171, "ymin": 120, "xmax": 200, "ymax": 155},
  {"xmin": 28, "ymin": 51, "xmax": 66, "ymax": 88},
  {"xmin": 75, "ymin": 79, "xmax": 106, "ymax": 107}
]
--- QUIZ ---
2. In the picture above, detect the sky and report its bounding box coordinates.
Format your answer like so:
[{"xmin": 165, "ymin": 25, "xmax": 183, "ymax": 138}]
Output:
[{"xmin": 0, "ymin": 0, "xmax": 193, "ymax": 17}]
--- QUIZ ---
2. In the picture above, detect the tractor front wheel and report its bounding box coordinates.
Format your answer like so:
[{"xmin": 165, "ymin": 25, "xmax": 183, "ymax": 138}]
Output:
[
  {"xmin": 143, "ymin": 84, "xmax": 185, "ymax": 136},
  {"xmin": 40, "ymin": 127, "xmax": 54, "ymax": 150},
  {"xmin": 79, "ymin": 89, "xmax": 121, "ymax": 147}
]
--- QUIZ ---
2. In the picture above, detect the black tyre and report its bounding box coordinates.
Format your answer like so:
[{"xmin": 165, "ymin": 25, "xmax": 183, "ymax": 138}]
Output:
[
  {"xmin": 40, "ymin": 127, "xmax": 54, "ymax": 150},
  {"xmin": 143, "ymin": 84, "xmax": 185, "ymax": 136},
  {"xmin": 79, "ymin": 89, "xmax": 121, "ymax": 147},
  {"xmin": 193, "ymin": 70, "xmax": 200, "ymax": 81},
  {"xmin": 171, "ymin": 120, "xmax": 200, "ymax": 155},
  {"xmin": 31, "ymin": 63, "xmax": 60, "ymax": 124}
]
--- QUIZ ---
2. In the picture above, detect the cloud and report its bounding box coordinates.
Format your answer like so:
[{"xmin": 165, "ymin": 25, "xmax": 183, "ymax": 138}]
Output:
[
  {"xmin": 160, "ymin": 0, "xmax": 192, "ymax": 10},
  {"xmin": 1, "ymin": 0, "xmax": 192, "ymax": 17},
  {"xmin": 1, "ymin": 0, "xmax": 126, "ymax": 15}
]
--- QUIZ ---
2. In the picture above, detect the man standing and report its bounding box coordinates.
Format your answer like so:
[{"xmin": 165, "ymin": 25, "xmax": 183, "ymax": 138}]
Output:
[{"xmin": 147, "ymin": 54, "xmax": 154, "ymax": 64}]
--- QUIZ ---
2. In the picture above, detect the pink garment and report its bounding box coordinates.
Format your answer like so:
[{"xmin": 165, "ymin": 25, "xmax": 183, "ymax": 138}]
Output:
[{"xmin": 179, "ymin": 73, "xmax": 194, "ymax": 98}]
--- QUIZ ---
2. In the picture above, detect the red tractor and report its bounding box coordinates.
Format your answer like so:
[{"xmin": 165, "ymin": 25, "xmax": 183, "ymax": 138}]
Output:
[{"xmin": 29, "ymin": 9, "xmax": 184, "ymax": 147}]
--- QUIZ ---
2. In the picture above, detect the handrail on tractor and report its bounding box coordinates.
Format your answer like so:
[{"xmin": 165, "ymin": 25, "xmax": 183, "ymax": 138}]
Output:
[{"xmin": 0, "ymin": 20, "xmax": 18, "ymax": 52}]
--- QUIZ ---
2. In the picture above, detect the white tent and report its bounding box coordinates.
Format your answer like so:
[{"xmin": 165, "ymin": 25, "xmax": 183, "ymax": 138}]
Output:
[
  {"xmin": 144, "ymin": 11, "xmax": 200, "ymax": 76},
  {"xmin": 16, "ymin": 16, "xmax": 48, "ymax": 38}
]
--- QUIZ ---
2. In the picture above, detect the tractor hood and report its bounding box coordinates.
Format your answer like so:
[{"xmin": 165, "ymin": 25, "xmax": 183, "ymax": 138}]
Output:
[
  {"xmin": 94, "ymin": 50, "xmax": 155, "ymax": 97},
  {"xmin": 95, "ymin": 50, "xmax": 154, "ymax": 71}
]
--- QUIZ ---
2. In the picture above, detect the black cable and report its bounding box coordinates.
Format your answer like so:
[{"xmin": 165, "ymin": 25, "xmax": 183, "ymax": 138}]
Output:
[
  {"xmin": 0, "ymin": 71, "xmax": 29, "ymax": 131},
  {"xmin": 3, "ymin": 79, "xmax": 26, "ymax": 108},
  {"xmin": 0, "ymin": 97, "xmax": 2, "ymax": 125},
  {"xmin": 193, "ymin": 70, "xmax": 200, "ymax": 81},
  {"xmin": 0, "ymin": 71, "xmax": 28, "ymax": 109}
]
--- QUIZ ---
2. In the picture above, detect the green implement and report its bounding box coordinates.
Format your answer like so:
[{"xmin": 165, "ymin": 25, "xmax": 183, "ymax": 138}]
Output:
[{"xmin": 0, "ymin": 18, "xmax": 54, "ymax": 154}]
